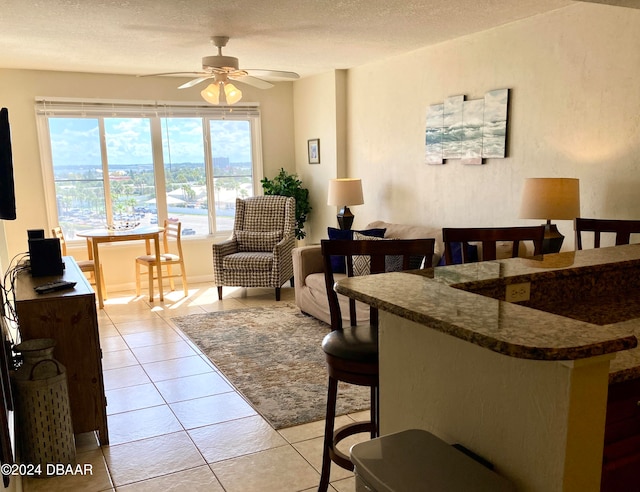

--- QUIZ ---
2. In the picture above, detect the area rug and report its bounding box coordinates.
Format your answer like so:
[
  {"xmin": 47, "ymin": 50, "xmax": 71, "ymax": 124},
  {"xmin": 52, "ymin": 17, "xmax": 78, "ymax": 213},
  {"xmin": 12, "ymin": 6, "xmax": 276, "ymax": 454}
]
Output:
[{"xmin": 171, "ymin": 303, "xmax": 370, "ymax": 430}]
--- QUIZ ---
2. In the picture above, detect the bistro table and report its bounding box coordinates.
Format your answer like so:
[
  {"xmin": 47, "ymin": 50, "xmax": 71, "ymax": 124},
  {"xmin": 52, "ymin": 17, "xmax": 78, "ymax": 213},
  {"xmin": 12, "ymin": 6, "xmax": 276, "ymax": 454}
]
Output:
[{"xmin": 77, "ymin": 225, "xmax": 164, "ymax": 309}]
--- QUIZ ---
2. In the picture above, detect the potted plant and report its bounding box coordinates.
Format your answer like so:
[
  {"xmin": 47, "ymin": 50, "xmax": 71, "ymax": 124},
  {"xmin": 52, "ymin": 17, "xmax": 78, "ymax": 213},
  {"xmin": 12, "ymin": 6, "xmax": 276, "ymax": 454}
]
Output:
[{"xmin": 261, "ymin": 168, "xmax": 311, "ymax": 240}]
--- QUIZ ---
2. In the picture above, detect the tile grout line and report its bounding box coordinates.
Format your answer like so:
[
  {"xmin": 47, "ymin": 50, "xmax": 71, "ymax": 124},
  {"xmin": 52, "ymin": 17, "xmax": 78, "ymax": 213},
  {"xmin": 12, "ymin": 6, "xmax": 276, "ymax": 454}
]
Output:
[{"xmin": 82, "ymin": 286, "xmax": 338, "ymax": 491}]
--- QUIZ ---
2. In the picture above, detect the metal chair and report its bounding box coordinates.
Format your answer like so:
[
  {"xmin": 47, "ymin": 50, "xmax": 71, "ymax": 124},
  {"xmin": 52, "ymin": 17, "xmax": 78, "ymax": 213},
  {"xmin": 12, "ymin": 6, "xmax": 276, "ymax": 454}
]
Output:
[
  {"xmin": 135, "ymin": 219, "xmax": 188, "ymax": 301},
  {"xmin": 51, "ymin": 226, "xmax": 107, "ymax": 298},
  {"xmin": 575, "ymin": 218, "xmax": 640, "ymax": 249},
  {"xmin": 318, "ymin": 238, "xmax": 436, "ymax": 491},
  {"xmin": 442, "ymin": 225, "xmax": 546, "ymax": 264}
]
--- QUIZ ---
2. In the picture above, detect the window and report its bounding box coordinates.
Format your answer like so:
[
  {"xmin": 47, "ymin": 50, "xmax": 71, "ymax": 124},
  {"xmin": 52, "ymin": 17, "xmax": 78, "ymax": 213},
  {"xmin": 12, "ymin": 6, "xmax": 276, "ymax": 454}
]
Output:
[{"xmin": 36, "ymin": 99, "xmax": 263, "ymax": 239}]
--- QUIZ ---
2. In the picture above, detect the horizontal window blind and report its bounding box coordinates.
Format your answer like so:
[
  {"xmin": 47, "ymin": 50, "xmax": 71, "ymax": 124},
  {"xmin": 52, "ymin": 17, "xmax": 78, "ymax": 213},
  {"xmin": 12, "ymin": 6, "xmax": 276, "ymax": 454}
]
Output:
[{"xmin": 35, "ymin": 97, "xmax": 260, "ymax": 119}]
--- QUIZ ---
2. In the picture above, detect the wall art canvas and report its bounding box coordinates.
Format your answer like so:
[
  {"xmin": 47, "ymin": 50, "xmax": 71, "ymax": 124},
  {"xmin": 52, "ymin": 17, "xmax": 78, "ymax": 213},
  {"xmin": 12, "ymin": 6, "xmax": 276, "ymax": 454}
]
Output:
[
  {"xmin": 461, "ymin": 98, "xmax": 485, "ymax": 165},
  {"xmin": 425, "ymin": 104, "xmax": 444, "ymax": 165},
  {"xmin": 442, "ymin": 95, "xmax": 464, "ymax": 159},
  {"xmin": 425, "ymin": 88, "xmax": 509, "ymax": 165},
  {"xmin": 482, "ymin": 88, "xmax": 509, "ymax": 158}
]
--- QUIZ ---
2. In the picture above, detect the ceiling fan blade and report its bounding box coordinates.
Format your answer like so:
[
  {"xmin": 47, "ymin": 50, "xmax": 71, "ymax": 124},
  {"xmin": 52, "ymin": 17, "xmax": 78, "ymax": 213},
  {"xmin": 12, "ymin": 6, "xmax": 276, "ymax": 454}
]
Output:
[
  {"xmin": 178, "ymin": 76, "xmax": 214, "ymax": 89},
  {"xmin": 137, "ymin": 71, "xmax": 208, "ymax": 78},
  {"xmin": 230, "ymin": 75, "xmax": 274, "ymax": 90},
  {"xmin": 245, "ymin": 69, "xmax": 300, "ymax": 80}
]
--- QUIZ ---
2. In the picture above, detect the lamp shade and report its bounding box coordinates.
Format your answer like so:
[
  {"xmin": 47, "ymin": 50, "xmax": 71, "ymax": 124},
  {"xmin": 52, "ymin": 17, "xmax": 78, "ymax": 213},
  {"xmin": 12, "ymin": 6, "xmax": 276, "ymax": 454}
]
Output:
[
  {"xmin": 519, "ymin": 178, "xmax": 580, "ymax": 220},
  {"xmin": 327, "ymin": 178, "xmax": 364, "ymax": 206}
]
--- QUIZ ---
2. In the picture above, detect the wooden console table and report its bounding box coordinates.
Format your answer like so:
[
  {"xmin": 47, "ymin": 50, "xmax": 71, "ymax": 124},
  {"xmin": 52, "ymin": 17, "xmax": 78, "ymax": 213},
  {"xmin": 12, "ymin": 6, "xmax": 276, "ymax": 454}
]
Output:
[{"xmin": 15, "ymin": 257, "xmax": 109, "ymax": 445}]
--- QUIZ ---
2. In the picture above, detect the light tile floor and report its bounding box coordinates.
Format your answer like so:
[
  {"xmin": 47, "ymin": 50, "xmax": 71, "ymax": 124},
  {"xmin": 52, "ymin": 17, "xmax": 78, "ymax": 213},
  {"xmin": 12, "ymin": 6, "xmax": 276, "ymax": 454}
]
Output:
[{"xmin": 22, "ymin": 283, "xmax": 368, "ymax": 492}]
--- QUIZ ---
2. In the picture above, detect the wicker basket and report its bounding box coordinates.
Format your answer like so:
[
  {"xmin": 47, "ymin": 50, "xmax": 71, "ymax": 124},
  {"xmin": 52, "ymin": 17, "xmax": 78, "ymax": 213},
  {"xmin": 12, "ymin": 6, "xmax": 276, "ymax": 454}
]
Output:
[{"xmin": 11, "ymin": 339, "xmax": 76, "ymax": 476}]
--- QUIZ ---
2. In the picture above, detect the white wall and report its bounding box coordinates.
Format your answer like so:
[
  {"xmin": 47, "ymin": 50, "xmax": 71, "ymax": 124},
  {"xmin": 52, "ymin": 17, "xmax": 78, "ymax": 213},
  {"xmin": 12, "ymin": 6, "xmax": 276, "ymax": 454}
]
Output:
[
  {"xmin": 296, "ymin": 3, "xmax": 640, "ymax": 250},
  {"xmin": 0, "ymin": 69, "xmax": 295, "ymax": 287}
]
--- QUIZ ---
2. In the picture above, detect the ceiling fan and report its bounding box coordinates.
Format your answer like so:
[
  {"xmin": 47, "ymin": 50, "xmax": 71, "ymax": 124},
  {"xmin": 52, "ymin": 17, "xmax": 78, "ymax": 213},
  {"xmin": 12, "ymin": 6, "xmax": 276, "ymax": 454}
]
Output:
[{"xmin": 142, "ymin": 36, "xmax": 300, "ymax": 105}]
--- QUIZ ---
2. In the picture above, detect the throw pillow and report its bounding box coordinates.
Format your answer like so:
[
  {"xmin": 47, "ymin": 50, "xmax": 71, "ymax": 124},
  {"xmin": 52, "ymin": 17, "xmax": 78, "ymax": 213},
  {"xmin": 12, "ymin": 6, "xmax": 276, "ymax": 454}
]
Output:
[
  {"xmin": 437, "ymin": 242, "xmax": 479, "ymax": 265},
  {"xmin": 236, "ymin": 230, "xmax": 282, "ymax": 252},
  {"xmin": 352, "ymin": 231, "xmax": 385, "ymax": 275},
  {"xmin": 385, "ymin": 253, "xmax": 404, "ymax": 272},
  {"xmin": 327, "ymin": 227, "xmax": 386, "ymax": 273},
  {"xmin": 352, "ymin": 232, "xmax": 426, "ymax": 274}
]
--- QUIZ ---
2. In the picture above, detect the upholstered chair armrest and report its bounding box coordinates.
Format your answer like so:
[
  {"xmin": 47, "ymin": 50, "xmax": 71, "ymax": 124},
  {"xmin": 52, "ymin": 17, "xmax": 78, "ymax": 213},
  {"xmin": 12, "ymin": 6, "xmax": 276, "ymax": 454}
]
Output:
[
  {"xmin": 212, "ymin": 238, "xmax": 238, "ymax": 284},
  {"xmin": 274, "ymin": 235, "xmax": 296, "ymax": 259},
  {"xmin": 272, "ymin": 234, "xmax": 296, "ymax": 283},
  {"xmin": 274, "ymin": 234, "xmax": 295, "ymax": 253},
  {"xmin": 274, "ymin": 233, "xmax": 295, "ymax": 249},
  {"xmin": 212, "ymin": 237, "xmax": 238, "ymax": 257},
  {"xmin": 292, "ymin": 245, "xmax": 323, "ymax": 288}
]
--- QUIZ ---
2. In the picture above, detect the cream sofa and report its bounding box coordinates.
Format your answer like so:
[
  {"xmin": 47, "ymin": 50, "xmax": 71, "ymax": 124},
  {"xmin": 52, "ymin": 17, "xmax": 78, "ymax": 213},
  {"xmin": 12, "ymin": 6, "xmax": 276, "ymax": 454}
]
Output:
[{"xmin": 292, "ymin": 221, "xmax": 443, "ymax": 324}]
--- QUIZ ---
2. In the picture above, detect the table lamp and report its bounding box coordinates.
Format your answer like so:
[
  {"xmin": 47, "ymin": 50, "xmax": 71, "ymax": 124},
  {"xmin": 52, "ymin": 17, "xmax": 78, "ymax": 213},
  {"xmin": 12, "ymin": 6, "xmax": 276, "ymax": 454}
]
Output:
[
  {"xmin": 519, "ymin": 177, "xmax": 580, "ymax": 254},
  {"xmin": 327, "ymin": 178, "xmax": 364, "ymax": 230}
]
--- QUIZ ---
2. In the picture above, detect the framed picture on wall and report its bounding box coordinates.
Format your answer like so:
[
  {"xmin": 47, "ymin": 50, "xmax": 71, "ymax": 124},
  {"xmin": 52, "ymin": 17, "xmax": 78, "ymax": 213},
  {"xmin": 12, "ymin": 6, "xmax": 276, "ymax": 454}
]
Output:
[{"xmin": 308, "ymin": 139, "xmax": 320, "ymax": 164}]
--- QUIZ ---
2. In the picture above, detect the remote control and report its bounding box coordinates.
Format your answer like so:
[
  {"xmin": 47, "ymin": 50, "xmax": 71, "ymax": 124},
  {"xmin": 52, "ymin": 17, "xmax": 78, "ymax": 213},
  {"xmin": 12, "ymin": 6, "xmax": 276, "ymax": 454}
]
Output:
[{"xmin": 34, "ymin": 281, "xmax": 77, "ymax": 294}]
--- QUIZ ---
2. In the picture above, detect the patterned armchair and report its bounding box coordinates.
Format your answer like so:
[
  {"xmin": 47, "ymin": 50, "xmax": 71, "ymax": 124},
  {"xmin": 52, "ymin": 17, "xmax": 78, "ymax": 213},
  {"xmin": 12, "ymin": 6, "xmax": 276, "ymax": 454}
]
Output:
[{"xmin": 212, "ymin": 195, "xmax": 296, "ymax": 301}]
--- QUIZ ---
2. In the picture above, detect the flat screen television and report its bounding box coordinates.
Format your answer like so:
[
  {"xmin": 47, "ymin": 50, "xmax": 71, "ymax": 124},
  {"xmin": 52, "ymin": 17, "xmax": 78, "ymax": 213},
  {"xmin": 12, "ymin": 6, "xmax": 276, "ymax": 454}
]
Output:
[{"xmin": 0, "ymin": 108, "xmax": 16, "ymax": 221}]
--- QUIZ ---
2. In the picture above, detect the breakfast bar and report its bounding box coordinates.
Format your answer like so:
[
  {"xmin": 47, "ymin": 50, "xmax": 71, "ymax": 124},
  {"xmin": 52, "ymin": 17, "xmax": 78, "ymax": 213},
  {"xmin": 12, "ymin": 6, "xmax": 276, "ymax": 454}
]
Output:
[{"xmin": 334, "ymin": 245, "xmax": 640, "ymax": 492}]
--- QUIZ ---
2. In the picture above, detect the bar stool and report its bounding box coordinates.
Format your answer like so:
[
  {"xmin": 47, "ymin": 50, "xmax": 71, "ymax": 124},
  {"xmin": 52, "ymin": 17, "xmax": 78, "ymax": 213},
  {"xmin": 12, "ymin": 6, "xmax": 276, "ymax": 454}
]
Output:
[{"xmin": 318, "ymin": 238, "xmax": 435, "ymax": 491}]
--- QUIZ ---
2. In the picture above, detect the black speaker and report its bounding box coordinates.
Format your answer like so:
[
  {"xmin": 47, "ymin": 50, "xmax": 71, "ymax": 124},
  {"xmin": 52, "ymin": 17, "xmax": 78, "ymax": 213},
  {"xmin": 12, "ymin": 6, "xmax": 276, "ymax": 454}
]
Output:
[
  {"xmin": 29, "ymin": 237, "xmax": 64, "ymax": 277},
  {"xmin": 27, "ymin": 229, "xmax": 45, "ymax": 240}
]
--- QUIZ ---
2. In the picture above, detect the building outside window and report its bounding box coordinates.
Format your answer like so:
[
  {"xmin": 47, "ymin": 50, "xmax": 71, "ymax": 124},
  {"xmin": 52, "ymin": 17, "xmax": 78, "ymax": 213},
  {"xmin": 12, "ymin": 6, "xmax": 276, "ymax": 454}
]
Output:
[{"xmin": 35, "ymin": 99, "xmax": 262, "ymax": 240}]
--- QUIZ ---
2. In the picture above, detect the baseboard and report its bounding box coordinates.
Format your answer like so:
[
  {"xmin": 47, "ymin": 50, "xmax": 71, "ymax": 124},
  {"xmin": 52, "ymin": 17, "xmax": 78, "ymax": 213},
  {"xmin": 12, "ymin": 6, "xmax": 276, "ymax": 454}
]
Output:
[{"xmin": 105, "ymin": 273, "xmax": 213, "ymax": 294}]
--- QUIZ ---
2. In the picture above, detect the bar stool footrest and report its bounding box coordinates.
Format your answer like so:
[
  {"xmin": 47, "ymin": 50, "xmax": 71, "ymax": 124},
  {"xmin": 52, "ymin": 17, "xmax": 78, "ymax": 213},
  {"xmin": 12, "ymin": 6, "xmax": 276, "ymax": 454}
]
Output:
[{"xmin": 330, "ymin": 421, "xmax": 376, "ymax": 471}]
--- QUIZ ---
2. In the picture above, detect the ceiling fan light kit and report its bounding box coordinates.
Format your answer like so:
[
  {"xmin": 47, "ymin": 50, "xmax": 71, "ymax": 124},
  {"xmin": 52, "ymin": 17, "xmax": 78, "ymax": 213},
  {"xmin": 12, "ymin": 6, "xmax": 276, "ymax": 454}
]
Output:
[
  {"xmin": 200, "ymin": 83, "xmax": 221, "ymax": 104},
  {"xmin": 200, "ymin": 73, "xmax": 243, "ymax": 105},
  {"xmin": 141, "ymin": 36, "xmax": 300, "ymax": 106},
  {"xmin": 224, "ymin": 83, "xmax": 242, "ymax": 104}
]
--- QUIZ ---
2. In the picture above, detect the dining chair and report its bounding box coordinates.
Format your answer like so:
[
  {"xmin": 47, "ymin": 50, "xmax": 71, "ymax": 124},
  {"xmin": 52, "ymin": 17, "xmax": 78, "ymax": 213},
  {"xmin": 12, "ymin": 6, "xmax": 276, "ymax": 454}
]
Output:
[
  {"xmin": 442, "ymin": 225, "xmax": 546, "ymax": 264},
  {"xmin": 135, "ymin": 219, "xmax": 188, "ymax": 301},
  {"xmin": 51, "ymin": 226, "xmax": 107, "ymax": 298},
  {"xmin": 318, "ymin": 237, "xmax": 436, "ymax": 492},
  {"xmin": 575, "ymin": 218, "xmax": 640, "ymax": 249}
]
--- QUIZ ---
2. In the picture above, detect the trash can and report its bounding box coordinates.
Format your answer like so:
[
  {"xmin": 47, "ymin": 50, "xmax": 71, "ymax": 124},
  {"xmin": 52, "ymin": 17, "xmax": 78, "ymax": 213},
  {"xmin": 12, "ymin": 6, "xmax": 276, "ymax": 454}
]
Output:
[{"xmin": 350, "ymin": 429, "xmax": 515, "ymax": 492}]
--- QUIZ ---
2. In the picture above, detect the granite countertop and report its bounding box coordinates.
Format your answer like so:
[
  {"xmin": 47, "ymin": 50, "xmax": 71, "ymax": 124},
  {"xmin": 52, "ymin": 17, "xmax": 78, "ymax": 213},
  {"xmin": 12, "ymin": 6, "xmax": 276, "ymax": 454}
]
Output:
[{"xmin": 335, "ymin": 244, "xmax": 640, "ymax": 384}]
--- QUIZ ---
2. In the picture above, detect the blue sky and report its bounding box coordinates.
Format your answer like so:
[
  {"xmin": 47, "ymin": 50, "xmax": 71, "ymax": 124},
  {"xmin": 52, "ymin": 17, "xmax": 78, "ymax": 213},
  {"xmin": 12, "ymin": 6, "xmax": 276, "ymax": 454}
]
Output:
[{"xmin": 48, "ymin": 117, "xmax": 251, "ymax": 167}]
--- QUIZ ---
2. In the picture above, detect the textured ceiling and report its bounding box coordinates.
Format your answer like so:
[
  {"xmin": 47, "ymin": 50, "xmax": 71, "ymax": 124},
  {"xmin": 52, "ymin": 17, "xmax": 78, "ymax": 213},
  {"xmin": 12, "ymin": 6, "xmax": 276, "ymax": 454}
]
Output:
[{"xmin": 0, "ymin": 0, "xmax": 594, "ymax": 80}]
